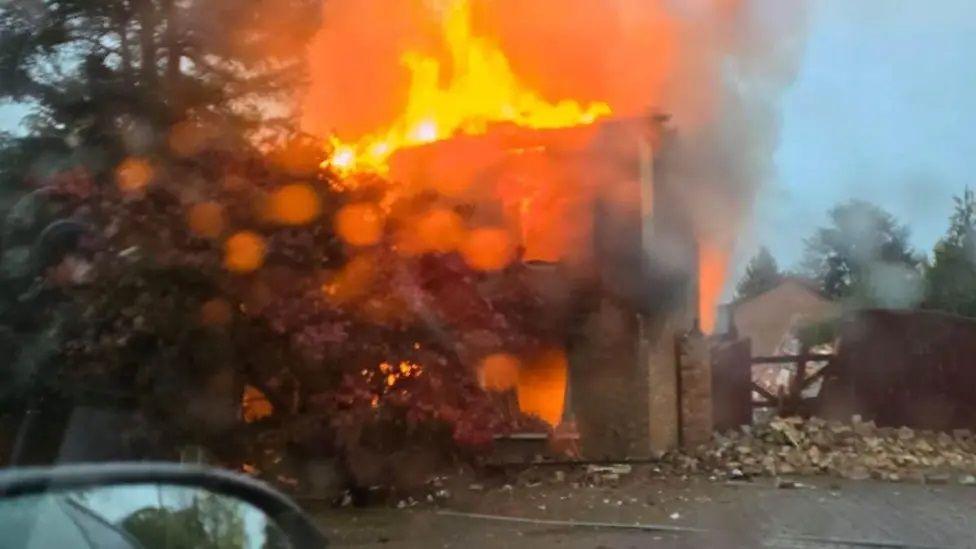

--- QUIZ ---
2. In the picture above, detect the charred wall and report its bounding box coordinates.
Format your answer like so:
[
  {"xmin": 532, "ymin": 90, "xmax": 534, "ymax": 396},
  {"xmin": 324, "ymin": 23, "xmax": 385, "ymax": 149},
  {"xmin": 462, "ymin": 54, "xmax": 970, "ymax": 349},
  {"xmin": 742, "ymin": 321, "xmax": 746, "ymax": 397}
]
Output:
[{"xmin": 568, "ymin": 116, "xmax": 699, "ymax": 459}]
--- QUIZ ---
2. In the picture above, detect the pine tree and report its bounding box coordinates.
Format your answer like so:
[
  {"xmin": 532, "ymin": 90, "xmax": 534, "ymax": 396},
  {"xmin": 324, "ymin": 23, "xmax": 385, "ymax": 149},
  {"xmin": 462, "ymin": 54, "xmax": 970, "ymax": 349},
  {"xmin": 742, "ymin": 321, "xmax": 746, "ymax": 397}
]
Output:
[
  {"xmin": 735, "ymin": 246, "xmax": 782, "ymax": 300},
  {"xmin": 0, "ymin": 0, "xmax": 322, "ymax": 153},
  {"xmin": 926, "ymin": 187, "xmax": 976, "ymax": 317},
  {"xmin": 801, "ymin": 200, "xmax": 922, "ymax": 305}
]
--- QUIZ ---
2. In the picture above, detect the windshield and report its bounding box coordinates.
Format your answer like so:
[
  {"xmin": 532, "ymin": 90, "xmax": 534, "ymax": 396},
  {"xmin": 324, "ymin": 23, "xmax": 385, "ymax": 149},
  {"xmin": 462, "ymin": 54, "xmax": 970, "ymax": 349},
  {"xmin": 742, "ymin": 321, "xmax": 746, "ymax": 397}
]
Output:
[{"xmin": 1, "ymin": 0, "xmax": 975, "ymax": 547}]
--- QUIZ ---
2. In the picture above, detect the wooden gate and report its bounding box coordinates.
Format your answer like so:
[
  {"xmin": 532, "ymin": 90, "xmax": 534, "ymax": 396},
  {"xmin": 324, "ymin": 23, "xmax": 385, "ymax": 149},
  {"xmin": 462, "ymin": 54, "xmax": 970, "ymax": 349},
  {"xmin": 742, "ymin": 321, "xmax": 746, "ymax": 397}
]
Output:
[
  {"xmin": 752, "ymin": 347, "xmax": 835, "ymax": 417},
  {"xmin": 710, "ymin": 338, "xmax": 752, "ymax": 431},
  {"xmin": 711, "ymin": 338, "xmax": 836, "ymax": 430}
]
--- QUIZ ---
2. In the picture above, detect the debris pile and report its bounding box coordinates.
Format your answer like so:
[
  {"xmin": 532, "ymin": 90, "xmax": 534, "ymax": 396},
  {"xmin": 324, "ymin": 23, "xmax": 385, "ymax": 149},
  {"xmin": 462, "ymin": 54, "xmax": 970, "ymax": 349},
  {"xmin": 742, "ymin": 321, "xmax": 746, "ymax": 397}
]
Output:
[
  {"xmin": 668, "ymin": 416, "xmax": 976, "ymax": 482},
  {"xmin": 583, "ymin": 464, "xmax": 632, "ymax": 486}
]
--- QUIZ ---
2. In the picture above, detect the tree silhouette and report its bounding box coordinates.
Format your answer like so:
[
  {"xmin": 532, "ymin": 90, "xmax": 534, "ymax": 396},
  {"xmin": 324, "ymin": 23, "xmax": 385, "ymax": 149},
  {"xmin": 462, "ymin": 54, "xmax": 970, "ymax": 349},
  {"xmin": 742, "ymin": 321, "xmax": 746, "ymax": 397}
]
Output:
[
  {"xmin": 735, "ymin": 246, "xmax": 782, "ymax": 300},
  {"xmin": 926, "ymin": 187, "xmax": 976, "ymax": 317},
  {"xmin": 0, "ymin": 0, "xmax": 321, "ymax": 135},
  {"xmin": 801, "ymin": 200, "xmax": 922, "ymax": 305},
  {"xmin": 122, "ymin": 493, "xmax": 247, "ymax": 549}
]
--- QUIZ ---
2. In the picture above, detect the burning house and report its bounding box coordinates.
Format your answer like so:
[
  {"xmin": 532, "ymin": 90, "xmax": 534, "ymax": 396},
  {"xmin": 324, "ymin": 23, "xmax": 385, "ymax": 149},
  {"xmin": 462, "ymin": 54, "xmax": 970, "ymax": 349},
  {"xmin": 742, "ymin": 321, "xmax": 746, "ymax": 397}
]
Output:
[
  {"xmin": 300, "ymin": 0, "xmax": 763, "ymax": 460},
  {"xmin": 365, "ymin": 114, "xmax": 708, "ymax": 460}
]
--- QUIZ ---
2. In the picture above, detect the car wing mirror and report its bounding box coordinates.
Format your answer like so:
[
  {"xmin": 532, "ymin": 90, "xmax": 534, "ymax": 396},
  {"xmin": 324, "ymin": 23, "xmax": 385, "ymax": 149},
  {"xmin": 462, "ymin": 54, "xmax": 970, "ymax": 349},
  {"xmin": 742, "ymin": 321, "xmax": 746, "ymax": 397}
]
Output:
[{"xmin": 0, "ymin": 463, "xmax": 328, "ymax": 548}]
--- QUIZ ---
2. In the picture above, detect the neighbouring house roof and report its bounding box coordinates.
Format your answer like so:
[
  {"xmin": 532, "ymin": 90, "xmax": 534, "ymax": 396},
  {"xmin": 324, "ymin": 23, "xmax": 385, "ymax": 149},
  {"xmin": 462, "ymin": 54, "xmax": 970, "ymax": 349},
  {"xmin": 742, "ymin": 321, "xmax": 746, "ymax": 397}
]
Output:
[
  {"xmin": 715, "ymin": 276, "xmax": 839, "ymax": 352},
  {"xmin": 729, "ymin": 276, "xmax": 829, "ymax": 308}
]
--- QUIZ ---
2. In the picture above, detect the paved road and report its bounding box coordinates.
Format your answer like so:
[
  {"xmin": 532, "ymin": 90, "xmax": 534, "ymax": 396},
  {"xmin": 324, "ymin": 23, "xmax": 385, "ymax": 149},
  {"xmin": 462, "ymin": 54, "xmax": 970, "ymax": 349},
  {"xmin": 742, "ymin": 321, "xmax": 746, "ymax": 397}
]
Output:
[{"xmin": 314, "ymin": 477, "xmax": 976, "ymax": 548}]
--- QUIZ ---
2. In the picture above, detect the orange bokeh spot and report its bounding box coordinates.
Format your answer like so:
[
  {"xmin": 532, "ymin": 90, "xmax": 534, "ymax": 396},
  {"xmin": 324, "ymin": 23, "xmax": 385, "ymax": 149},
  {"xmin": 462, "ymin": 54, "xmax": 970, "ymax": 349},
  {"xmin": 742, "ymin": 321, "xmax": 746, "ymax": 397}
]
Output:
[
  {"xmin": 517, "ymin": 348, "xmax": 568, "ymax": 426},
  {"xmin": 268, "ymin": 183, "xmax": 321, "ymax": 226},
  {"xmin": 413, "ymin": 208, "xmax": 465, "ymax": 254},
  {"xmin": 200, "ymin": 298, "xmax": 234, "ymax": 326},
  {"xmin": 187, "ymin": 201, "xmax": 226, "ymax": 239},
  {"xmin": 335, "ymin": 202, "xmax": 384, "ymax": 246},
  {"xmin": 322, "ymin": 254, "xmax": 377, "ymax": 304},
  {"xmin": 461, "ymin": 228, "xmax": 515, "ymax": 272},
  {"xmin": 479, "ymin": 353, "xmax": 521, "ymax": 391},
  {"xmin": 224, "ymin": 231, "xmax": 267, "ymax": 273},
  {"xmin": 115, "ymin": 157, "xmax": 154, "ymax": 193}
]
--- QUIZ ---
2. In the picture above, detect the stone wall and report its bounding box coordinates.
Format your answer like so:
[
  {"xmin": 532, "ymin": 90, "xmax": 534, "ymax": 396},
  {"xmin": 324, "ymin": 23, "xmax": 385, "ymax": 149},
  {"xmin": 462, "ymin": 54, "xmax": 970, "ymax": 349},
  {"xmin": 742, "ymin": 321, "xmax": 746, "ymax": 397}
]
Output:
[
  {"xmin": 645, "ymin": 318, "xmax": 680, "ymax": 455},
  {"xmin": 677, "ymin": 329, "xmax": 713, "ymax": 448},
  {"xmin": 569, "ymin": 298, "xmax": 648, "ymax": 460}
]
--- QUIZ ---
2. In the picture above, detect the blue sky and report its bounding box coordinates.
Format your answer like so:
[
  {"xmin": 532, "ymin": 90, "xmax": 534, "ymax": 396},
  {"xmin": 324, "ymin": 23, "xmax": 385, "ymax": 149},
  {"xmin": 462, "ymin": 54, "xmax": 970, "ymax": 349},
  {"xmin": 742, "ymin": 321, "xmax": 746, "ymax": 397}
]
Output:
[
  {"xmin": 0, "ymin": 103, "xmax": 26, "ymax": 132},
  {"xmin": 754, "ymin": 0, "xmax": 976, "ymax": 269}
]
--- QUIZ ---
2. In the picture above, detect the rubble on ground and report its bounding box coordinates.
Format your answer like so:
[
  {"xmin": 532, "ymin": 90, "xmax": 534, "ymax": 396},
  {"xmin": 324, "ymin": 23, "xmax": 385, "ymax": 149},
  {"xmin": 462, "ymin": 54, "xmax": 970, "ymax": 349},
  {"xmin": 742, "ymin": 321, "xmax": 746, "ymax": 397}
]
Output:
[
  {"xmin": 345, "ymin": 416, "xmax": 976, "ymax": 507},
  {"xmin": 664, "ymin": 416, "xmax": 976, "ymax": 482}
]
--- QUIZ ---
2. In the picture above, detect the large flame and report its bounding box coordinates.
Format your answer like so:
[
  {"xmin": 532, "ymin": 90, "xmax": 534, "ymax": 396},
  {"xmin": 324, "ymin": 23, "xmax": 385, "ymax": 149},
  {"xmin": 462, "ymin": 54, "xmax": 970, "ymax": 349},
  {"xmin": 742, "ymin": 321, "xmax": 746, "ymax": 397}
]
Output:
[
  {"xmin": 327, "ymin": 0, "xmax": 611, "ymax": 174},
  {"xmin": 517, "ymin": 348, "xmax": 569, "ymax": 427},
  {"xmin": 300, "ymin": 0, "xmax": 792, "ymax": 422},
  {"xmin": 698, "ymin": 242, "xmax": 729, "ymax": 334}
]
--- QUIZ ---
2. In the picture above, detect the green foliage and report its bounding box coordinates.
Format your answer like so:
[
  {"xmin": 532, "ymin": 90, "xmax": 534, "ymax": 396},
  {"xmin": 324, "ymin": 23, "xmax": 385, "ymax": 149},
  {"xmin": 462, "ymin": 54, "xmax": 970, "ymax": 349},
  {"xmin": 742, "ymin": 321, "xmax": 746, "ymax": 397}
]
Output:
[
  {"xmin": 735, "ymin": 246, "xmax": 782, "ymax": 300},
  {"xmin": 925, "ymin": 187, "xmax": 976, "ymax": 317},
  {"xmin": 122, "ymin": 494, "xmax": 247, "ymax": 549},
  {"xmin": 0, "ymin": 0, "xmax": 322, "ymax": 149},
  {"xmin": 0, "ymin": 133, "xmax": 74, "ymax": 217},
  {"xmin": 801, "ymin": 199, "xmax": 922, "ymax": 306}
]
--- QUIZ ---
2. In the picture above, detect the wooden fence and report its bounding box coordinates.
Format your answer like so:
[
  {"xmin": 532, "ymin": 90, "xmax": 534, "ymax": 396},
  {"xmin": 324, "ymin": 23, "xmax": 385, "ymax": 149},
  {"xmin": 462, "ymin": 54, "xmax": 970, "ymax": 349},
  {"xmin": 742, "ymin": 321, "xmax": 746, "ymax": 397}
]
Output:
[{"xmin": 816, "ymin": 309, "xmax": 976, "ymax": 430}]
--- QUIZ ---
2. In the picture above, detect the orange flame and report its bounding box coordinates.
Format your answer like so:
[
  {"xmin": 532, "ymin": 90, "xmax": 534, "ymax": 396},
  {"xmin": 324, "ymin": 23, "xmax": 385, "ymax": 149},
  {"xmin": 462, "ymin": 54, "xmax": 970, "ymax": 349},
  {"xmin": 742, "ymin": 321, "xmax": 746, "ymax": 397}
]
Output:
[
  {"xmin": 698, "ymin": 242, "xmax": 729, "ymax": 334},
  {"xmin": 242, "ymin": 385, "xmax": 273, "ymax": 423},
  {"xmin": 517, "ymin": 348, "xmax": 568, "ymax": 426},
  {"xmin": 326, "ymin": 0, "xmax": 610, "ymax": 174},
  {"xmin": 461, "ymin": 227, "xmax": 516, "ymax": 272}
]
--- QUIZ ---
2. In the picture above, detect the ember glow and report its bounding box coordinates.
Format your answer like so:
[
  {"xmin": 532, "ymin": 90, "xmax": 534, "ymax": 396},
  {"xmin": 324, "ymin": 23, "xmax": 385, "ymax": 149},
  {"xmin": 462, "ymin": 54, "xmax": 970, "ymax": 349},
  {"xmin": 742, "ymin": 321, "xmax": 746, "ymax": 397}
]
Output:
[
  {"xmin": 242, "ymin": 385, "xmax": 273, "ymax": 423},
  {"xmin": 325, "ymin": 0, "xmax": 611, "ymax": 175},
  {"xmin": 363, "ymin": 361, "xmax": 424, "ymax": 396}
]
